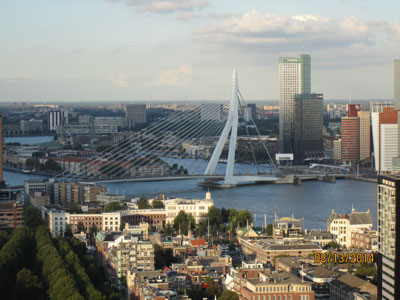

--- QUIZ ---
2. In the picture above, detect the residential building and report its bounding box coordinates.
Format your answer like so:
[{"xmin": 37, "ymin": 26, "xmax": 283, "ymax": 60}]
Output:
[
  {"xmin": 47, "ymin": 110, "xmax": 68, "ymax": 131},
  {"xmin": 275, "ymin": 257, "xmax": 340, "ymax": 300},
  {"xmin": 377, "ymin": 175, "xmax": 400, "ymax": 299},
  {"xmin": 351, "ymin": 230, "xmax": 378, "ymax": 250},
  {"xmin": 42, "ymin": 206, "xmax": 121, "ymax": 236},
  {"xmin": 121, "ymin": 209, "xmax": 166, "ymax": 229},
  {"xmin": 20, "ymin": 119, "xmax": 43, "ymax": 133},
  {"xmin": 125, "ymin": 104, "xmax": 146, "ymax": 129},
  {"xmin": 391, "ymin": 60, "xmax": 400, "ymax": 172},
  {"xmin": 0, "ymin": 201, "xmax": 24, "ymax": 230},
  {"xmin": 0, "ymin": 116, "xmax": 2, "ymax": 182},
  {"xmin": 333, "ymin": 139, "xmax": 342, "ymax": 162},
  {"xmin": 327, "ymin": 208, "xmax": 373, "ymax": 248},
  {"xmin": 279, "ymin": 54, "xmax": 311, "ymax": 153},
  {"xmin": 96, "ymin": 231, "xmax": 154, "ymax": 287},
  {"xmin": 247, "ymin": 103, "xmax": 257, "ymax": 120},
  {"xmin": 303, "ymin": 230, "xmax": 335, "ymax": 247},
  {"xmin": 293, "ymin": 93, "xmax": 324, "ymax": 162}
]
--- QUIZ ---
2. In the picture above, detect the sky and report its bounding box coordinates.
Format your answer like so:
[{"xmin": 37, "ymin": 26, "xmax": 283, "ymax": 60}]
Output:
[{"xmin": 0, "ymin": 0, "xmax": 399, "ymax": 102}]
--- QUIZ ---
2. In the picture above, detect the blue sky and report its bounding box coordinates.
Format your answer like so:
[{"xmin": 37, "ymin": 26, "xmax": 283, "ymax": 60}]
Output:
[{"xmin": 0, "ymin": 0, "xmax": 399, "ymax": 101}]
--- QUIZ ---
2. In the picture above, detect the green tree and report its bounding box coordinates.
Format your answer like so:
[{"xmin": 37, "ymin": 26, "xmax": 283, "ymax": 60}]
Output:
[
  {"xmin": 77, "ymin": 222, "xmax": 85, "ymax": 233},
  {"xmin": 23, "ymin": 206, "xmax": 43, "ymax": 229},
  {"xmin": 43, "ymin": 159, "xmax": 62, "ymax": 172},
  {"xmin": 229, "ymin": 209, "xmax": 252, "ymax": 230},
  {"xmin": 266, "ymin": 224, "xmax": 273, "ymax": 235},
  {"xmin": 164, "ymin": 224, "xmax": 174, "ymax": 235},
  {"xmin": 13, "ymin": 268, "xmax": 46, "ymax": 300},
  {"xmin": 218, "ymin": 290, "xmax": 239, "ymax": 300},
  {"xmin": 173, "ymin": 211, "xmax": 195, "ymax": 235},
  {"xmin": 355, "ymin": 263, "xmax": 377, "ymax": 283},
  {"xmin": 138, "ymin": 197, "xmax": 149, "ymax": 209},
  {"xmin": 325, "ymin": 241, "xmax": 341, "ymax": 249},
  {"xmin": 205, "ymin": 278, "xmax": 222, "ymax": 299},
  {"xmin": 69, "ymin": 206, "xmax": 83, "ymax": 214},
  {"xmin": 208, "ymin": 206, "xmax": 222, "ymax": 226},
  {"xmin": 104, "ymin": 202, "xmax": 122, "ymax": 212},
  {"xmin": 151, "ymin": 200, "xmax": 165, "ymax": 209},
  {"xmin": 220, "ymin": 207, "xmax": 230, "ymax": 223}
]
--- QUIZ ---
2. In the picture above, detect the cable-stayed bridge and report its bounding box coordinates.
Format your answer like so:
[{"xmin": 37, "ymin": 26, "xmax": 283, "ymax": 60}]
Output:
[{"xmin": 53, "ymin": 71, "xmax": 345, "ymax": 187}]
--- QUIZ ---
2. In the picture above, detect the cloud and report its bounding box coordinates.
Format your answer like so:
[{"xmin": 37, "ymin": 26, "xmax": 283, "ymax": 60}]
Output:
[
  {"xmin": 176, "ymin": 11, "xmax": 240, "ymax": 21},
  {"xmin": 154, "ymin": 64, "xmax": 192, "ymax": 86},
  {"xmin": 111, "ymin": 74, "xmax": 130, "ymax": 87},
  {"xmin": 194, "ymin": 10, "xmax": 400, "ymax": 55},
  {"xmin": 108, "ymin": 0, "xmax": 208, "ymax": 13}
]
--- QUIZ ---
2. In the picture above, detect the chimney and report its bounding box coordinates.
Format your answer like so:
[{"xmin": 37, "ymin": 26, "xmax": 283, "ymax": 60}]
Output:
[{"xmin": 0, "ymin": 115, "xmax": 3, "ymax": 182}]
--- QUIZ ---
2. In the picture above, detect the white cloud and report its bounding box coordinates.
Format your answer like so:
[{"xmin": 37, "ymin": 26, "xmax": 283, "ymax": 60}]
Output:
[
  {"xmin": 109, "ymin": 0, "xmax": 208, "ymax": 13},
  {"xmin": 154, "ymin": 64, "xmax": 192, "ymax": 86},
  {"xmin": 111, "ymin": 74, "xmax": 130, "ymax": 87},
  {"xmin": 194, "ymin": 10, "xmax": 400, "ymax": 55}
]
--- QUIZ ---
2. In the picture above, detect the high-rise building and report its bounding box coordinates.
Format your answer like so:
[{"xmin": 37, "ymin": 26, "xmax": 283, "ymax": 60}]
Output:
[
  {"xmin": 341, "ymin": 116, "xmax": 360, "ymax": 163},
  {"xmin": 376, "ymin": 108, "xmax": 398, "ymax": 174},
  {"xmin": 125, "ymin": 104, "xmax": 146, "ymax": 129},
  {"xmin": 371, "ymin": 102, "xmax": 394, "ymax": 172},
  {"xmin": 358, "ymin": 111, "xmax": 371, "ymax": 161},
  {"xmin": 377, "ymin": 175, "xmax": 400, "ymax": 299},
  {"xmin": 247, "ymin": 103, "xmax": 257, "ymax": 120},
  {"xmin": 47, "ymin": 110, "xmax": 68, "ymax": 131},
  {"xmin": 293, "ymin": 93, "xmax": 324, "ymax": 162},
  {"xmin": 279, "ymin": 54, "xmax": 311, "ymax": 153},
  {"xmin": 392, "ymin": 60, "xmax": 400, "ymax": 172}
]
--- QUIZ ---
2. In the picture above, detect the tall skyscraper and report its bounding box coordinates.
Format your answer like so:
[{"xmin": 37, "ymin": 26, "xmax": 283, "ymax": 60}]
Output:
[
  {"xmin": 125, "ymin": 104, "xmax": 147, "ymax": 129},
  {"xmin": 358, "ymin": 110, "xmax": 371, "ymax": 161},
  {"xmin": 279, "ymin": 54, "xmax": 311, "ymax": 153},
  {"xmin": 377, "ymin": 175, "xmax": 400, "ymax": 299},
  {"xmin": 293, "ymin": 93, "xmax": 324, "ymax": 162},
  {"xmin": 341, "ymin": 116, "xmax": 360, "ymax": 163},
  {"xmin": 389, "ymin": 60, "xmax": 400, "ymax": 172}
]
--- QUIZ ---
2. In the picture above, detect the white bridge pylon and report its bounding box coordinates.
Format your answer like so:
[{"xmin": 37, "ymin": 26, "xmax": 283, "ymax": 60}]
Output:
[
  {"xmin": 205, "ymin": 71, "xmax": 281, "ymax": 185},
  {"xmin": 204, "ymin": 70, "xmax": 240, "ymax": 184}
]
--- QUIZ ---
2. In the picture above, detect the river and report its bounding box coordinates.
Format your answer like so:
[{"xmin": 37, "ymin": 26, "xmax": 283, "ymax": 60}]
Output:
[{"xmin": 3, "ymin": 136, "xmax": 377, "ymax": 230}]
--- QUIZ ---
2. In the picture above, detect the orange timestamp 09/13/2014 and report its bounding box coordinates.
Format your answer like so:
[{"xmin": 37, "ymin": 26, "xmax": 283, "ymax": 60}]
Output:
[{"xmin": 314, "ymin": 252, "xmax": 375, "ymax": 264}]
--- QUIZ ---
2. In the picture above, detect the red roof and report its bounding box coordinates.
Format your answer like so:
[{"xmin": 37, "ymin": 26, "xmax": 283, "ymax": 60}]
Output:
[{"xmin": 190, "ymin": 237, "xmax": 207, "ymax": 246}]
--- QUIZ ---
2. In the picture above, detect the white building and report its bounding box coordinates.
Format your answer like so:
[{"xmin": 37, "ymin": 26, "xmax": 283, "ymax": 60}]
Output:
[
  {"xmin": 327, "ymin": 208, "xmax": 373, "ymax": 248},
  {"xmin": 165, "ymin": 191, "xmax": 214, "ymax": 224},
  {"xmin": 371, "ymin": 105, "xmax": 398, "ymax": 174},
  {"xmin": 47, "ymin": 110, "xmax": 68, "ymax": 131},
  {"xmin": 96, "ymin": 193, "xmax": 125, "ymax": 205},
  {"xmin": 42, "ymin": 206, "xmax": 121, "ymax": 237},
  {"xmin": 279, "ymin": 54, "xmax": 311, "ymax": 153}
]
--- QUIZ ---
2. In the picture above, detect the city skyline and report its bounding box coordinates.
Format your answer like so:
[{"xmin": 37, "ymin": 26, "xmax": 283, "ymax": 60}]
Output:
[{"xmin": 0, "ymin": 0, "xmax": 399, "ymax": 101}]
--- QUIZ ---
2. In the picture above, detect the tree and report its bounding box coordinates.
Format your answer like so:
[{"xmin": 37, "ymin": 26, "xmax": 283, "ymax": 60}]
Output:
[
  {"xmin": 69, "ymin": 206, "xmax": 83, "ymax": 214},
  {"xmin": 13, "ymin": 268, "xmax": 46, "ymax": 300},
  {"xmin": 355, "ymin": 263, "xmax": 377, "ymax": 283},
  {"xmin": 151, "ymin": 200, "xmax": 165, "ymax": 209},
  {"xmin": 43, "ymin": 159, "xmax": 62, "ymax": 172},
  {"xmin": 205, "ymin": 278, "xmax": 222, "ymax": 299},
  {"xmin": 208, "ymin": 206, "xmax": 222, "ymax": 226},
  {"xmin": 104, "ymin": 202, "xmax": 122, "ymax": 212},
  {"xmin": 138, "ymin": 197, "xmax": 149, "ymax": 209},
  {"xmin": 325, "ymin": 241, "xmax": 341, "ymax": 249},
  {"xmin": 164, "ymin": 224, "xmax": 174, "ymax": 236},
  {"xmin": 266, "ymin": 224, "xmax": 273, "ymax": 235},
  {"xmin": 218, "ymin": 290, "xmax": 239, "ymax": 300},
  {"xmin": 229, "ymin": 209, "xmax": 252, "ymax": 230},
  {"xmin": 23, "ymin": 206, "xmax": 43, "ymax": 229},
  {"xmin": 173, "ymin": 211, "xmax": 195, "ymax": 235},
  {"xmin": 77, "ymin": 222, "xmax": 85, "ymax": 233},
  {"xmin": 221, "ymin": 208, "xmax": 230, "ymax": 224}
]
